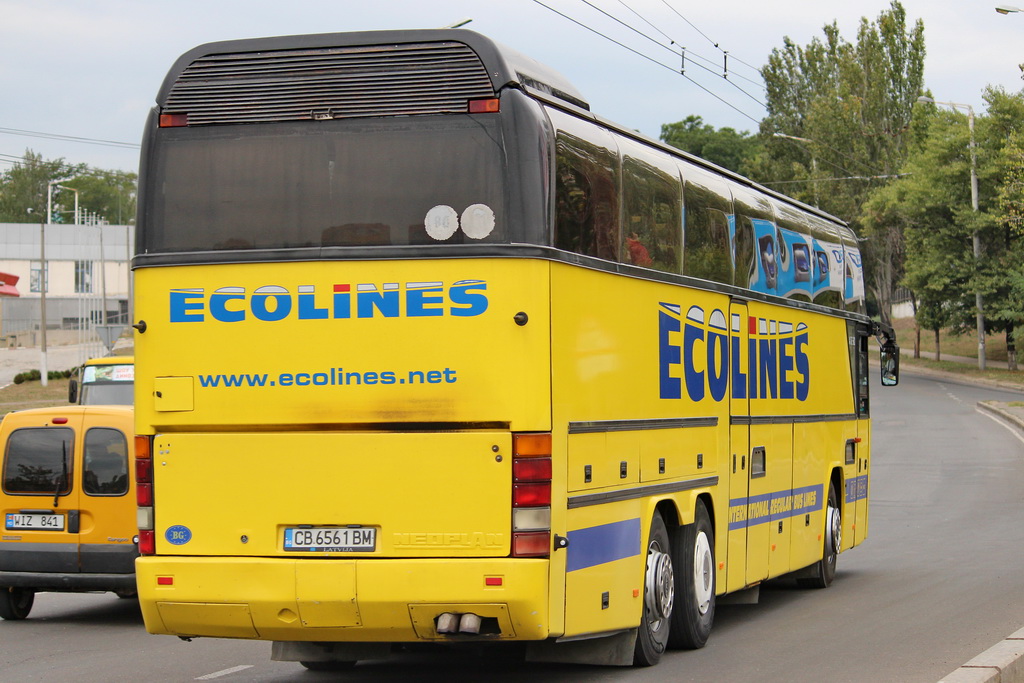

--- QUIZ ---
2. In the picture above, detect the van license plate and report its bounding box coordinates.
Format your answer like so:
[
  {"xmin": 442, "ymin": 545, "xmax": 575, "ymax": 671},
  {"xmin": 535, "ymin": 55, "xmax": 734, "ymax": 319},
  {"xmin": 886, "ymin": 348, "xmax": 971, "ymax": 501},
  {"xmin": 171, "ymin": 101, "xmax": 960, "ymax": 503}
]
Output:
[
  {"xmin": 5, "ymin": 513, "xmax": 65, "ymax": 531},
  {"xmin": 283, "ymin": 526, "xmax": 376, "ymax": 552}
]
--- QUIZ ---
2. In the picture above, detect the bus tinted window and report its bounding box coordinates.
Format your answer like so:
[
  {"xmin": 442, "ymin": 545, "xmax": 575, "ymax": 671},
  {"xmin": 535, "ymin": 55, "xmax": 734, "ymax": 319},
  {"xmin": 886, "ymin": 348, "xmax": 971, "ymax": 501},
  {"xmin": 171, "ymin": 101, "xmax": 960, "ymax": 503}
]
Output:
[
  {"xmin": 142, "ymin": 116, "xmax": 506, "ymax": 253},
  {"xmin": 731, "ymin": 185, "xmax": 776, "ymax": 294},
  {"xmin": 620, "ymin": 140, "xmax": 682, "ymax": 274},
  {"xmin": 550, "ymin": 110, "xmax": 620, "ymax": 262},
  {"xmin": 682, "ymin": 167, "xmax": 732, "ymax": 284}
]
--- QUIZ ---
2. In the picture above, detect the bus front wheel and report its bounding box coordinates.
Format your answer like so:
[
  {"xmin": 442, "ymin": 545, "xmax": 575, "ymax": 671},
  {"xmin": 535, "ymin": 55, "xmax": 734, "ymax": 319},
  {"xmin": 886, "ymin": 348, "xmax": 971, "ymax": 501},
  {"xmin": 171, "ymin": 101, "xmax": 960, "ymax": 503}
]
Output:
[
  {"xmin": 668, "ymin": 499, "xmax": 715, "ymax": 649},
  {"xmin": 633, "ymin": 511, "xmax": 673, "ymax": 666},
  {"xmin": 0, "ymin": 587, "xmax": 35, "ymax": 620}
]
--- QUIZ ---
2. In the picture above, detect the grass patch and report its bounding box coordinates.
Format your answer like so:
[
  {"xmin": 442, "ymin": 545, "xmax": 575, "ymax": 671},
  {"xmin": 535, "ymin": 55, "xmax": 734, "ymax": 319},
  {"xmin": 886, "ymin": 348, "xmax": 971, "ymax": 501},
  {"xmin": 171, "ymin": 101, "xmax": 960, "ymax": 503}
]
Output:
[
  {"xmin": 892, "ymin": 318, "xmax": 1012, "ymax": 361},
  {"xmin": 0, "ymin": 378, "xmax": 72, "ymax": 415},
  {"xmin": 899, "ymin": 355, "xmax": 1024, "ymax": 388}
]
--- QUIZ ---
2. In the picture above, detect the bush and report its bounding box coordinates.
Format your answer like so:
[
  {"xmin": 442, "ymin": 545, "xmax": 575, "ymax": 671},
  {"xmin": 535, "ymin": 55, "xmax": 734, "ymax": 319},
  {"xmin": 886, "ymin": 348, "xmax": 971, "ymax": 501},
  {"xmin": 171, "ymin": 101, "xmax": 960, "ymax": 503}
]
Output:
[{"xmin": 13, "ymin": 373, "xmax": 25, "ymax": 385}]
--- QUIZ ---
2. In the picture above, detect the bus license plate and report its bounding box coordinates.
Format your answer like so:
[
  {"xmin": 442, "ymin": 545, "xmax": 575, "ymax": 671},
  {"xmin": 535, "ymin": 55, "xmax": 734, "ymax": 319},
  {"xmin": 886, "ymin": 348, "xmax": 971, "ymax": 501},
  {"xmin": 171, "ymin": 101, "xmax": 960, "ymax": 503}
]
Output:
[
  {"xmin": 283, "ymin": 526, "xmax": 376, "ymax": 552},
  {"xmin": 5, "ymin": 513, "xmax": 65, "ymax": 531}
]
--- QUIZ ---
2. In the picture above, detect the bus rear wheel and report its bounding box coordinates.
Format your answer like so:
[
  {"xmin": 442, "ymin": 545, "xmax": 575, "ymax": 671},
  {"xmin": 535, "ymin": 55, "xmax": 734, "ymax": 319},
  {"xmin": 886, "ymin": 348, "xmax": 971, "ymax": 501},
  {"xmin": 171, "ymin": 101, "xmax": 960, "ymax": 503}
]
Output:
[
  {"xmin": 0, "ymin": 587, "xmax": 35, "ymax": 620},
  {"xmin": 668, "ymin": 499, "xmax": 715, "ymax": 649},
  {"xmin": 797, "ymin": 482, "xmax": 840, "ymax": 589},
  {"xmin": 633, "ymin": 511, "xmax": 673, "ymax": 667}
]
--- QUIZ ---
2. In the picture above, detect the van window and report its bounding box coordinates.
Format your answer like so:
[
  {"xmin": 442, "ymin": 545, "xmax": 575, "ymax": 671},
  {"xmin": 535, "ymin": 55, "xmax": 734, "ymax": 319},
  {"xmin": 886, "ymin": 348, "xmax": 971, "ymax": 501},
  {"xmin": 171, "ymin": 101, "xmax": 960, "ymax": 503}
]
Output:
[
  {"xmin": 3, "ymin": 428, "xmax": 73, "ymax": 495},
  {"xmin": 83, "ymin": 428, "xmax": 129, "ymax": 496}
]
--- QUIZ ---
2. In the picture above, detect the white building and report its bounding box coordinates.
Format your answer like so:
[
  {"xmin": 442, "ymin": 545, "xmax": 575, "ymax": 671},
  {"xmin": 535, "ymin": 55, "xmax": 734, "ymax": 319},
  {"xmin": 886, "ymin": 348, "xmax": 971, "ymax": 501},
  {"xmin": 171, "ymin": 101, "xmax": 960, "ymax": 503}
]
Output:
[{"xmin": 0, "ymin": 222, "xmax": 133, "ymax": 346}]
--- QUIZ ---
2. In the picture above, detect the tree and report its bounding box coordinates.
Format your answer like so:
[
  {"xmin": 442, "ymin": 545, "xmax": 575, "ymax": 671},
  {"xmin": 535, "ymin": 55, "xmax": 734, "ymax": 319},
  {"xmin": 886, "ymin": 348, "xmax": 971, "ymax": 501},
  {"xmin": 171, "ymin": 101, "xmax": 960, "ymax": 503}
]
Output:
[
  {"xmin": 0, "ymin": 150, "xmax": 135, "ymax": 225},
  {"xmin": 755, "ymin": 1, "xmax": 926, "ymax": 323},
  {"xmin": 660, "ymin": 115, "xmax": 761, "ymax": 175}
]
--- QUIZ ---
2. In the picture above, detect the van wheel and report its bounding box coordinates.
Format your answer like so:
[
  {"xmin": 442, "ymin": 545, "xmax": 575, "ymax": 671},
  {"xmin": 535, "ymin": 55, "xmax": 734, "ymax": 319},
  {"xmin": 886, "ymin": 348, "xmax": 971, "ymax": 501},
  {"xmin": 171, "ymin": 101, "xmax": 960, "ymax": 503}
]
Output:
[
  {"xmin": 299, "ymin": 661, "xmax": 356, "ymax": 671},
  {"xmin": 633, "ymin": 511, "xmax": 673, "ymax": 666},
  {"xmin": 669, "ymin": 499, "xmax": 715, "ymax": 649},
  {"xmin": 0, "ymin": 587, "xmax": 35, "ymax": 620},
  {"xmin": 797, "ymin": 482, "xmax": 840, "ymax": 589}
]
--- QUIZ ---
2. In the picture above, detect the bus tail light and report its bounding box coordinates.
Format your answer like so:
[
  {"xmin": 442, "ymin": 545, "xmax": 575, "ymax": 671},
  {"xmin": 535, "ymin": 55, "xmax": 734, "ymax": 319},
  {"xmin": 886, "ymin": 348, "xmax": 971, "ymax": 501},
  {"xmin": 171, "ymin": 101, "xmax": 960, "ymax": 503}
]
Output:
[
  {"xmin": 512, "ymin": 432, "xmax": 551, "ymax": 558},
  {"xmin": 468, "ymin": 97, "xmax": 500, "ymax": 114},
  {"xmin": 159, "ymin": 113, "xmax": 188, "ymax": 127},
  {"xmin": 135, "ymin": 435, "xmax": 155, "ymax": 555}
]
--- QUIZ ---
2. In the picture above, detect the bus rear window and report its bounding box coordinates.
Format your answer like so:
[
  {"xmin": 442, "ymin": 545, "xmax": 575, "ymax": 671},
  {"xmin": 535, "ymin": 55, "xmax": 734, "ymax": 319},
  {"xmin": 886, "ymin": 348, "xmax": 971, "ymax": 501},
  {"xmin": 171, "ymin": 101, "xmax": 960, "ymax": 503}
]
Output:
[{"xmin": 142, "ymin": 115, "xmax": 506, "ymax": 253}]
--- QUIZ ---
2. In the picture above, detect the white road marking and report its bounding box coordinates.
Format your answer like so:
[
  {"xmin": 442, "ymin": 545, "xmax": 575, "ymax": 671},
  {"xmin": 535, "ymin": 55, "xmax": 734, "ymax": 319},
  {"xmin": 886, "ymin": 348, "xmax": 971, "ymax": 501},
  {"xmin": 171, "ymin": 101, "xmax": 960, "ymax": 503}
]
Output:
[
  {"xmin": 977, "ymin": 408, "xmax": 1024, "ymax": 446},
  {"xmin": 195, "ymin": 665, "xmax": 254, "ymax": 680}
]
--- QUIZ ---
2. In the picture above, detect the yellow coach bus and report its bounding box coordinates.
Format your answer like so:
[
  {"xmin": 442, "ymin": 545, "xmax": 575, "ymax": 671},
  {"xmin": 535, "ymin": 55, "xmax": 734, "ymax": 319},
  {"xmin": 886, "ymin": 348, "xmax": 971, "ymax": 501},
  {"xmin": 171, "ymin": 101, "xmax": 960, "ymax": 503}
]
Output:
[{"xmin": 132, "ymin": 29, "xmax": 899, "ymax": 669}]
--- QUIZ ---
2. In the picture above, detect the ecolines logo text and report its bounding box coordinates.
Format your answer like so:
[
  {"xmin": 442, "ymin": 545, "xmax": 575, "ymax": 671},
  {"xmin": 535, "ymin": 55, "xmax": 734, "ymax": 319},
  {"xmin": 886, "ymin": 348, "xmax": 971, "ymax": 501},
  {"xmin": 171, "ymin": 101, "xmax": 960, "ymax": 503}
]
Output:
[
  {"xmin": 659, "ymin": 303, "xmax": 810, "ymax": 402},
  {"xmin": 169, "ymin": 280, "xmax": 488, "ymax": 323}
]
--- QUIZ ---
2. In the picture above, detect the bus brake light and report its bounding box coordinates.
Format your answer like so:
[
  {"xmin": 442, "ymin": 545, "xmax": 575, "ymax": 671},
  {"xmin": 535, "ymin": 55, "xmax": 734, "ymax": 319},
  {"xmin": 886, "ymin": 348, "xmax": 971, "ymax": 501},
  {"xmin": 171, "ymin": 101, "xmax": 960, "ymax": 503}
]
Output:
[
  {"xmin": 468, "ymin": 98, "xmax": 500, "ymax": 114},
  {"xmin": 159, "ymin": 113, "xmax": 189, "ymax": 127}
]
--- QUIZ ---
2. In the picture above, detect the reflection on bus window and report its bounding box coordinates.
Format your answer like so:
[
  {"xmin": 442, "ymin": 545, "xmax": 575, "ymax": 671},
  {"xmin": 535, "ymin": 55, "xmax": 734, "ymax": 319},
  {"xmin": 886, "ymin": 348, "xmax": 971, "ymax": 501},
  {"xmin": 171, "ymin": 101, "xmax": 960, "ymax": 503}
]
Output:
[{"xmin": 621, "ymin": 155, "xmax": 681, "ymax": 274}]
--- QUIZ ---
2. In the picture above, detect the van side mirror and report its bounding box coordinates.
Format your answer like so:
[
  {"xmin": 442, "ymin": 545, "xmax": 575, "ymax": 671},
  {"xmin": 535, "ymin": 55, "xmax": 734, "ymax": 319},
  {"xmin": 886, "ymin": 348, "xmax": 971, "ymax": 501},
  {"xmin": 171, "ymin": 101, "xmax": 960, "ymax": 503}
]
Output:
[
  {"xmin": 68, "ymin": 378, "xmax": 78, "ymax": 403},
  {"xmin": 880, "ymin": 343, "xmax": 899, "ymax": 386}
]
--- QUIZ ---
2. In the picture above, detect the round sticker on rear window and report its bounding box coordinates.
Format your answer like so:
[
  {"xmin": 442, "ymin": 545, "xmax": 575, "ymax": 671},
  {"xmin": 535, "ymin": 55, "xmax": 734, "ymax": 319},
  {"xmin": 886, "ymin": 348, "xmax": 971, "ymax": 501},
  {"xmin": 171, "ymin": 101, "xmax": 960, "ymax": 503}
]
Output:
[
  {"xmin": 461, "ymin": 203, "xmax": 495, "ymax": 239},
  {"xmin": 424, "ymin": 205, "xmax": 459, "ymax": 241},
  {"xmin": 165, "ymin": 525, "xmax": 192, "ymax": 545}
]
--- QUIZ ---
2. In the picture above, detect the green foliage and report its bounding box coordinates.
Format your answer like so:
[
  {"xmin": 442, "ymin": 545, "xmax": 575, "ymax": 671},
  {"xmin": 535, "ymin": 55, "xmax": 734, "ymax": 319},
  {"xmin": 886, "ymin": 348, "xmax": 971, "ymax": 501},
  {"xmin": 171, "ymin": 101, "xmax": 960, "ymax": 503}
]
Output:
[
  {"xmin": 0, "ymin": 150, "xmax": 136, "ymax": 225},
  {"xmin": 754, "ymin": 1, "xmax": 926, "ymax": 323},
  {"xmin": 659, "ymin": 115, "xmax": 761, "ymax": 175}
]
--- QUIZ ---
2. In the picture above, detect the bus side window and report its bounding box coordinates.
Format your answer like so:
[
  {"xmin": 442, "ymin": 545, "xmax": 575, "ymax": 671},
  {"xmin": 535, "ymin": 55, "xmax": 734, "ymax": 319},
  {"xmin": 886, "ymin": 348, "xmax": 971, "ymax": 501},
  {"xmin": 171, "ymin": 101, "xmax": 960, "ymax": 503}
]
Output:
[
  {"xmin": 620, "ymin": 151, "xmax": 682, "ymax": 274},
  {"xmin": 733, "ymin": 214, "xmax": 755, "ymax": 289},
  {"xmin": 553, "ymin": 129, "xmax": 620, "ymax": 262},
  {"xmin": 682, "ymin": 178, "xmax": 732, "ymax": 284}
]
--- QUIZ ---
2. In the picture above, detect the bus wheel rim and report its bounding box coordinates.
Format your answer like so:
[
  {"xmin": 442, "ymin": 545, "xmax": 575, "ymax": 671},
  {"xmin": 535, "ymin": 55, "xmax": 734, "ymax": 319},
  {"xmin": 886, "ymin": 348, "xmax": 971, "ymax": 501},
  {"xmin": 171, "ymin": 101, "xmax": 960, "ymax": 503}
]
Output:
[
  {"xmin": 693, "ymin": 530, "xmax": 714, "ymax": 615},
  {"xmin": 645, "ymin": 545, "xmax": 674, "ymax": 624}
]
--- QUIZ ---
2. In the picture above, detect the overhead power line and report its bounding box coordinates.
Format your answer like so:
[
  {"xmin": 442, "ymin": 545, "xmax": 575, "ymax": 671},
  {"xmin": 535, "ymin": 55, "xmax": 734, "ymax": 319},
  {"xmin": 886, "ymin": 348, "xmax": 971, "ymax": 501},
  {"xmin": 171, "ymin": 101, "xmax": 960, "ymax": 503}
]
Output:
[
  {"xmin": 0, "ymin": 126, "xmax": 140, "ymax": 149},
  {"xmin": 531, "ymin": 0, "xmax": 764, "ymax": 125}
]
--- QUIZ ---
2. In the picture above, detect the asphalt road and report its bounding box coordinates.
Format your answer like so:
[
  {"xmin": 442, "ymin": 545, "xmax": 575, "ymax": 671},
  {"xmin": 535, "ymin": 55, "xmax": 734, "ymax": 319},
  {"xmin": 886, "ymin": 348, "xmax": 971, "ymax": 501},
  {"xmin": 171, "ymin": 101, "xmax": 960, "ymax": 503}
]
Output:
[{"xmin": 0, "ymin": 370, "xmax": 1022, "ymax": 682}]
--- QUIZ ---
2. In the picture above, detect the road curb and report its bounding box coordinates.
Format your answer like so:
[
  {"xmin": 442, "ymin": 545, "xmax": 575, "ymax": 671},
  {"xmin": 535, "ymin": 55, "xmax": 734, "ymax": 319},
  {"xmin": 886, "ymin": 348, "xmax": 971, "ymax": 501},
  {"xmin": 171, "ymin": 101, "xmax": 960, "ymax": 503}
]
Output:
[
  {"xmin": 938, "ymin": 627, "xmax": 1024, "ymax": 683},
  {"xmin": 977, "ymin": 401, "xmax": 1024, "ymax": 431}
]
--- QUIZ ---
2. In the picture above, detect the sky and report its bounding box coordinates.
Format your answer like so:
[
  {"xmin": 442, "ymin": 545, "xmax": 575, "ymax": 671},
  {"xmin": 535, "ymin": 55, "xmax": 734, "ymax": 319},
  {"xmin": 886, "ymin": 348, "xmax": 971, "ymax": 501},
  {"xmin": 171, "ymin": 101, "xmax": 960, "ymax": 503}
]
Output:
[{"xmin": 1, "ymin": 0, "xmax": 1021, "ymax": 176}]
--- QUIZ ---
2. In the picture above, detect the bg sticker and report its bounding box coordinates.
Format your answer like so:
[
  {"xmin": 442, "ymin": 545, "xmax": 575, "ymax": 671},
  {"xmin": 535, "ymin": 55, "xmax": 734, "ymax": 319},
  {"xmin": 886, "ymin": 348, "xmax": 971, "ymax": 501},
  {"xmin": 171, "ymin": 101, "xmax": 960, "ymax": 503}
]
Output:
[{"xmin": 165, "ymin": 525, "xmax": 192, "ymax": 545}]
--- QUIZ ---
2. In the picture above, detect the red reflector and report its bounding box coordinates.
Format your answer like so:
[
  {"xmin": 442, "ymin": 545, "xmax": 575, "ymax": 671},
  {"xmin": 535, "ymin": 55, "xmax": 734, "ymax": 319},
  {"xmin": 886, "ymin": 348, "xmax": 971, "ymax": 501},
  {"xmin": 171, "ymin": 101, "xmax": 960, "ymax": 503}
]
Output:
[
  {"xmin": 468, "ymin": 98, "xmax": 500, "ymax": 113},
  {"xmin": 157, "ymin": 576, "xmax": 173, "ymax": 586},
  {"xmin": 159, "ymin": 113, "xmax": 188, "ymax": 127},
  {"xmin": 513, "ymin": 482, "xmax": 551, "ymax": 507},
  {"xmin": 51, "ymin": 417, "xmax": 68, "ymax": 425},
  {"xmin": 513, "ymin": 433, "xmax": 551, "ymax": 457},
  {"xmin": 137, "ymin": 483, "xmax": 153, "ymax": 507},
  {"xmin": 139, "ymin": 529, "xmax": 155, "ymax": 555},
  {"xmin": 514, "ymin": 457, "xmax": 552, "ymax": 482},
  {"xmin": 135, "ymin": 458, "xmax": 152, "ymax": 484},
  {"xmin": 512, "ymin": 531, "xmax": 550, "ymax": 557},
  {"xmin": 485, "ymin": 577, "xmax": 503, "ymax": 586}
]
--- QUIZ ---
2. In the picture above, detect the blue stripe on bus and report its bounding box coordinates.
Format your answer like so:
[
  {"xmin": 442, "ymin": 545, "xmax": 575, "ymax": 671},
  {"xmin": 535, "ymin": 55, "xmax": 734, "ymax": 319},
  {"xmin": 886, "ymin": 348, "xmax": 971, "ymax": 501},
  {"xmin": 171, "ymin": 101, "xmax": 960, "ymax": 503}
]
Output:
[
  {"xmin": 728, "ymin": 484, "xmax": 824, "ymax": 531},
  {"xmin": 845, "ymin": 475, "xmax": 868, "ymax": 503},
  {"xmin": 566, "ymin": 518, "xmax": 642, "ymax": 572}
]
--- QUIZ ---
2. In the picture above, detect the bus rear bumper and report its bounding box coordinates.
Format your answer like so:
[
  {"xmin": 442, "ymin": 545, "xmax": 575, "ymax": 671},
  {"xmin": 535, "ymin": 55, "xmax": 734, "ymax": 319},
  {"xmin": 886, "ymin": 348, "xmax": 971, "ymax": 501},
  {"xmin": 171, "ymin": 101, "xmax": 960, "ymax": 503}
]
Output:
[{"xmin": 136, "ymin": 556, "xmax": 550, "ymax": 642}]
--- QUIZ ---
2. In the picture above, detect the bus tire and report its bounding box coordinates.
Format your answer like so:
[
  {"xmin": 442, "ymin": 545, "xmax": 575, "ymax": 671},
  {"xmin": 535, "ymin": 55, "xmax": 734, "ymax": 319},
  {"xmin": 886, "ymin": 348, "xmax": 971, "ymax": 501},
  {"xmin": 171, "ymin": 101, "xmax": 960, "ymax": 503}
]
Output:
[
  {"xmin": 668, "ymin": 499, "xmax": 715, "ymax": 649},
  {"xmin": 633, "ymin": 511, "xmax": 673, "ymax": 667},
  {"xmin": 0, "ymin": 587, "xmax": 35, "ymax": 620},
  {"xmin": 797, "ymin": 482, "xmax": 840, "ymax": 589},
  {"xmin": 299, "ymin": 660, "xmax": 356, "ymax": 671}
]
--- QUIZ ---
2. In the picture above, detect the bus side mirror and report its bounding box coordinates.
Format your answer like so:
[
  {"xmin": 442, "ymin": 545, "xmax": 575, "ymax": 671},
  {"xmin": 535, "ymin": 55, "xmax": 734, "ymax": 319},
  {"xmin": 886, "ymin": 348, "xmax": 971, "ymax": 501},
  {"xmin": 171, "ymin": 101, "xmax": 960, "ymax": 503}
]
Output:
[
  {"xmin": 68, "ymin": 378, "xmax": 78, "ymax": 403},
  {"xmin": 880, "ymin": 343, "xmax": 899, "ymax": 387}
]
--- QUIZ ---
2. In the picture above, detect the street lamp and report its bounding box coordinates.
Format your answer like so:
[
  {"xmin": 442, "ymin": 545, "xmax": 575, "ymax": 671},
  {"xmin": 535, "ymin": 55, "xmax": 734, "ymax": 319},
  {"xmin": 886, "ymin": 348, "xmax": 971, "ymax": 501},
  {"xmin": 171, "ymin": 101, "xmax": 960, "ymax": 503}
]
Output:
[
  {"xmin": 916, "ymin": 95, "xmax": 987, "ymax": 370},
  {"xmin": 995, "ymin": 5, "xmax": 1021, "ymax": 13}
]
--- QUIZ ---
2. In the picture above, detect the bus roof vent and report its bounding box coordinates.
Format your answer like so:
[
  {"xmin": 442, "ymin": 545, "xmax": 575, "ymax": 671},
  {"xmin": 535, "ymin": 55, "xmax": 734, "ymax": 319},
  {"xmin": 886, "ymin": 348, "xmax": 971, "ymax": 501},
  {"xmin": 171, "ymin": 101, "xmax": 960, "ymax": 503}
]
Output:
[{"xmin": 162, "ymin": 41, "xmax": 496, "ymax": 125}]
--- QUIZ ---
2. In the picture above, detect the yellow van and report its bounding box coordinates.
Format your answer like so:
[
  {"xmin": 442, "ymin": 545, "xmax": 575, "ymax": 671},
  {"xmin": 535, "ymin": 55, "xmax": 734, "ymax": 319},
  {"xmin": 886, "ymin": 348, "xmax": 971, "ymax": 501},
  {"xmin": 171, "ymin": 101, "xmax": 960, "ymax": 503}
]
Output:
[
  {"xmin": 68, "ymin": 356, "xmax": 134, "ymax": 406},
  {"xmin": 0, "ymin": 405, "xmax": 137, "ymax": 619}
]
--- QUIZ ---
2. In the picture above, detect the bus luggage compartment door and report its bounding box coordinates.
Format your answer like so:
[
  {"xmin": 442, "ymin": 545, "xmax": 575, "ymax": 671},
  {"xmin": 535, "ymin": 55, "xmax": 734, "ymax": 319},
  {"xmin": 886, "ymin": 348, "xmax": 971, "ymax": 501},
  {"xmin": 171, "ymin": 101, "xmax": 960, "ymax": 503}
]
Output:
[{"xmin": 149, "ymin": 431, "xmax": 513, "ymax": 559}]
